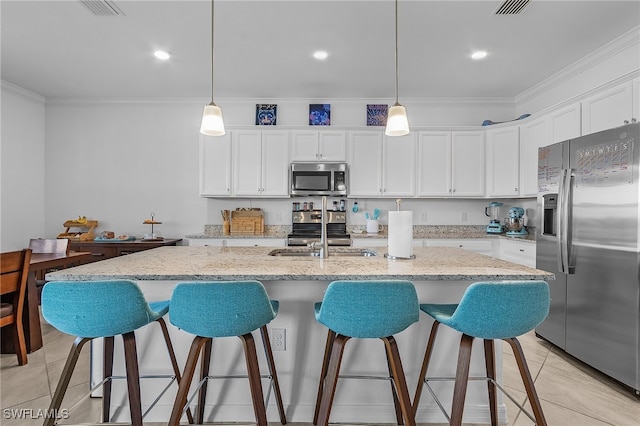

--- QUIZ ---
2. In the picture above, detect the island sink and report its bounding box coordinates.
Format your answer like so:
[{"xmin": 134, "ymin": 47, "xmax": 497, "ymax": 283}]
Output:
[{"xmin": 268, "ymin": 248, "xmax": 377, "ymax": 257}]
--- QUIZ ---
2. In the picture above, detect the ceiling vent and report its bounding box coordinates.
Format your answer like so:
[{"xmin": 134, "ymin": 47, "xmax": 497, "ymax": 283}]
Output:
[
  {"xmin": 494, "ymin": 0, "xmax": 531, "ymax": 15},
  {"xmin": 79, "ymin": 0, "xmax": 125, "ymax": 16}
]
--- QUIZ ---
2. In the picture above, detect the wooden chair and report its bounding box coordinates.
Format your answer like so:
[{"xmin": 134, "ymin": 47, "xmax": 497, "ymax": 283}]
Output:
[
  {"xmin": 28, "ymin": 238, "xmax": 70, "ymax": 302},
  {"xmin": 0, "ymin": 249, "xmax": 33, "ymax": 365}
]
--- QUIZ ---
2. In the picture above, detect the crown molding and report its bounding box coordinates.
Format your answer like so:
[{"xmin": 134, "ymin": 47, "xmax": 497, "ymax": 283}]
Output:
[
  {"xmin": 1, "ymin": 80, "xmax": 46, "ymax": 104},
  {"xmin": 515, "ymin": 26, "xmax": 640, "ymax": 105}
]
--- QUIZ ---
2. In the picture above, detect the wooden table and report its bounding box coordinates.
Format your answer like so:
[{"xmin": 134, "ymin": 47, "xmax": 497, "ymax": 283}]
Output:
[{"xmin": 0, "ymin": 251, "xmax": 93, "ymax": 354}]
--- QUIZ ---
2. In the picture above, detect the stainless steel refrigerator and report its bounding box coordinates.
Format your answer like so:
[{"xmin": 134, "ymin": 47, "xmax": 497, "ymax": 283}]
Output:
[{"xmin": 536, "ymin": 122, "xmax": 639, "ymax": 396}]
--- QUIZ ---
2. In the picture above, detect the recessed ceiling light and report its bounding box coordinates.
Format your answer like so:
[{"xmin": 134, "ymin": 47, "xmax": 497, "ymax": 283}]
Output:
[
  {"xmin": 154, "ymin": 50, "xmax": 172, "ymax": 60},
  {"xmin": 471, "ymin": 50, "xmax": 488, "ymax": 60},
  {"xmin": 313, "ymin": 50, "xmax": 328, "ymax": 60}
]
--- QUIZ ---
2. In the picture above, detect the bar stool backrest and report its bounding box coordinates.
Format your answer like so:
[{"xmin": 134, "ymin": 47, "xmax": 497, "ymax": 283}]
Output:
[
  {"xmin": 42, "ymin": 280, "xmax": 163, "ymax": 338},
  {"xmin": 315, "ymin": 280, "xmax": 419, "ymax": 338},
  {"xmin": 443, "ymin": 280, "xmax": 550, "ymax": 339},
  {"xmin": 170, "ymin": 281, "xmax": 277, "ymax": 338}
]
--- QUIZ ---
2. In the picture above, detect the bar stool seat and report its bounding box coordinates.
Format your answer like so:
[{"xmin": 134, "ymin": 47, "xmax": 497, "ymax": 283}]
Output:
[
  {"xmin": 413, "ymin": 280, "xmax": 550, "ymax": 426},
  {"xmin": 313, "ymin": 280, "xmax": 419, "ymax": 426},
  {"xmin": 41, "ymin": 280, "xmax": 191, "ymax": 426},
  {"xmin": 168, "ymin": 280, "xmax": 286, "ymax": 426}
]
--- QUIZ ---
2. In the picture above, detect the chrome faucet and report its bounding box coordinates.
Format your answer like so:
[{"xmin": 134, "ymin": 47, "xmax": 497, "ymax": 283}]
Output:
[{"xmin": 319, "ymin": 196, "xmax": 329, "ymax": 258}]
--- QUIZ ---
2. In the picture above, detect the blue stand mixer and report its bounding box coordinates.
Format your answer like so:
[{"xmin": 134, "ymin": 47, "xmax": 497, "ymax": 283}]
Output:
[{"xmin": 505, "ymin": 207, "xmax": 528, "ymax": 236}]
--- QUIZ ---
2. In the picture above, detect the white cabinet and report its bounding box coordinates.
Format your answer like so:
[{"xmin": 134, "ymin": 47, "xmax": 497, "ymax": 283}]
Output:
[
  {"xmin": 549, "ymin": 102, "xmax": 581, "ymax": 143},
  {"xmin": 232, "ymin": 130, "xmax": 289, "ymax": 197},
  {"xmin": 633, "ymin": 77, "xmax": 639, "ymax": 123},
  {"xmin": 486, "ymin": 125, "xmax": 520, "ymax": 197},
  {"xmin": 519, "ymin": 117, "xmax": 549, "ymax": 197},
  {"xmin": 417, "ymin": 131, "xmax": 485, "ymax": 197},
  {"xmin": 498, "ymin": 239, "xmax": 536, "ymax": 268},
  {"xmin": 426, "ymin": 239, "xmax": 495, "ymax": 256},
  {"xmin": 348, "ymin": 131, "xmax": 416, "ymax": 197},
  {"xmin": 451, "ymin": 131, "xmax": 485, "ymax": 197},
  {"xmin": 199, "ymin": 133, "xmax": 232, "ymax": 196},
  {"xmin": 290, "ymin": 130, "xmax": 346, "ymax": 161},
  {"xmin": 582, "ymin": 80, "xmax": 635, "ymax": 135},
  {"xmin": 187, "ymin": 238, "xmax": 286, "ymax": 247},
  {"xmin": 417, "ymin": 132, "xmax": 451, "ymax": 196}
]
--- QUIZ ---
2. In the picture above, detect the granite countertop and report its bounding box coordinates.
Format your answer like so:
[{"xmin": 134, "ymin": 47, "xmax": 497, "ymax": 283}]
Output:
[{"xmin": 46, "ymin": 246, "xmax": 553, "ymax": 282}]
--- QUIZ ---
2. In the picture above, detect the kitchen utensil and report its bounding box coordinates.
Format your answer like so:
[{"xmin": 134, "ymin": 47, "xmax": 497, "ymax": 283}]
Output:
[
  {"xmin": 373, "ymin": 208, "xmax": 381, "ymax": 220},
  {"xmin": 365, "ymin": 212, "xmax": 369, "ymax": 220}
]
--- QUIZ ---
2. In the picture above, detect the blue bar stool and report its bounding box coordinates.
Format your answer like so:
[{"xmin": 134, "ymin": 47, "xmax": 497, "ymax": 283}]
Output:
[
  {"xmin": 41, "ymin": 280, "xmax": 192, "ymax": 426},
  {"xmin": 313, "ymin": 280, "xmax": 419, "ymax": 426},
  {"xmin": 168, "ymin": 281, "xmax": 286, "ymax": 426},
  {"xmin": 413, "ymin": 280, "xmax": 550, "ymax": 426}
]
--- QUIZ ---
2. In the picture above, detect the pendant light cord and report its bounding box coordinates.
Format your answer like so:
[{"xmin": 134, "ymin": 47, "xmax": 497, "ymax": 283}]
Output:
[
  {"xmin": 394, "ymin": 0, "xmax": 399, "ymax": 105},
  {"xmin": 210, "ymin": 0, "xmax": 215, "ymax": 103}
]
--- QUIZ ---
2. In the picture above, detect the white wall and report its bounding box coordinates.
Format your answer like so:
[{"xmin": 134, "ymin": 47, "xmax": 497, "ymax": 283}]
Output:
[{"xmin": 1, "ymin": 83, "xmax": 46, "ymax": 251}]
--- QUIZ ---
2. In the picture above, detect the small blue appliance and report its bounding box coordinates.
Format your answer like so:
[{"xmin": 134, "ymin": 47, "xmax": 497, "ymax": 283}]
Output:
[
  {"xmin": 485, "ymin": 202, "xmax": 504, "ymax": 234},
  {"xmin": 505, "ymin": 207, "xmax": 528, "ymax": 236}
]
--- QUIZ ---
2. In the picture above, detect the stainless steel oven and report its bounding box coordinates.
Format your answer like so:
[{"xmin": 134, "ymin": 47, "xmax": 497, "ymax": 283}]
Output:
[
  {"xmin": 290, "ymin": 162, "xmax": 348, "ymax": 197},
  {"xmin": 287, "ymin": 210, "xmax": 351, "ymax": 246}
]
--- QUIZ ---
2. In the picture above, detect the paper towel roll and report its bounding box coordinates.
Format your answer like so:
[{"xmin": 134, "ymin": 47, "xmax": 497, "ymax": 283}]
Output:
[{"xmin": 388, "ymin": 211, "xmax": 414, "ymax": 258}]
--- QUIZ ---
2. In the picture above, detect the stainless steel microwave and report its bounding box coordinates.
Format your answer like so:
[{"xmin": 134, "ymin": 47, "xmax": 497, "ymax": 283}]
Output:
[{"xmin": 290, "ymin": 162, "xmax": 348, "ymax": 197}]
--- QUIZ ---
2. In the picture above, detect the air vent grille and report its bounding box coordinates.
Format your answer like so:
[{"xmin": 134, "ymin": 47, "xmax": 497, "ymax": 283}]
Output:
[
  {"xmin": 79, "ymin": 0, "xmax": 125, "ymax": 16},
  {"xmin": 494, "ymin": 0, "xmax": 531, "ymax": 15}
]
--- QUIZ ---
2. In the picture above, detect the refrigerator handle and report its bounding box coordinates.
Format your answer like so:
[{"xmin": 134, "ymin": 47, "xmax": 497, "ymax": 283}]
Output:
[{"xmin": 558, "ymin": 168, "xmax": 575, "ymax": 274}]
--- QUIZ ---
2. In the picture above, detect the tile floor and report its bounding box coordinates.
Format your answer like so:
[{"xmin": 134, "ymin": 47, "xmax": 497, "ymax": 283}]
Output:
[{"xmin": 1, "ymin": 315, "xmax": 638, "ymax": 426}]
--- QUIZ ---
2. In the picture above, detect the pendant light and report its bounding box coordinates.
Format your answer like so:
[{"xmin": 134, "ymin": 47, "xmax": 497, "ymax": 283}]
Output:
[
  {"xmin": 385, "ymin": 0, "xmax": 410, "ymax": 137},
  {"xmin": 200, "ymin": 0, "xmax": 225, "ymax": 136}
]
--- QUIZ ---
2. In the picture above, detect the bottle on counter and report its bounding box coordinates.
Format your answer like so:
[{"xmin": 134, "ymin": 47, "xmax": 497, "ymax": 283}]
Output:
[{"xmin": 332, "ymin": 201, "xmax": 338, "ymax": 211}]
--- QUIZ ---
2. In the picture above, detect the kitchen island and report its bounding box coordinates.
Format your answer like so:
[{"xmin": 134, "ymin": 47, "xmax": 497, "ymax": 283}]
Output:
[{"xmin": 46, "ymin": 246, "xmax": 553, "ymax": 424}]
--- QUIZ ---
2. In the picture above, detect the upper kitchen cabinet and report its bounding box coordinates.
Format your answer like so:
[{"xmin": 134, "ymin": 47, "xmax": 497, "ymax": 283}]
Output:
[
  {"xmin": 290, "ymin": 130, "xmax": 347, "ymax": 161},
  {"xmin": 348, "ymin": 130, "xmax": 416, "ymax": 197},
  {"xmin": 417, "ymin": 131, "xmax": 451, "ymax": 196},
  {"xmin": 200, "ymin": 133, "xmax": 232, "ymax": 197},
  {"xmin": 519, "ymin": 116, "xmax": 549, "ymax": 197},
  {"xmin": 582, "ymin": 80, "xmax": 636, "ymax": 135},
  {"xmin": 549, "ymin": 102, "xmax": 581, "ymax": 143},
  {"xmin": 417, "ymin": 130, "xmax": 485, "ymax": 197},
  {"xmin": 486, "ymin": 125, "xmax": 520, "ymax": 197},
  {"xmin": 232, "ymin": 130, "xmax": 290, "ymax": 197}
]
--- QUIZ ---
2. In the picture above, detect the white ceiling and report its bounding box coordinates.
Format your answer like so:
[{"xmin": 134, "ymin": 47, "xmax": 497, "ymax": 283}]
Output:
[{"xmin": 1, "ymin": 0, "xmax": 639, "ymax": 101}]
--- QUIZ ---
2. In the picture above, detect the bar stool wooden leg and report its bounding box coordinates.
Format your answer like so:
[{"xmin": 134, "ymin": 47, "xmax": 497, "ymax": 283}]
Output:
[
  {"xmin": 505, "ymin": 338, "xmax": 547, "ymax": 426},
  {"xmin": 43, "ymin": 337, "xmax": 90, "ymax": 426},
  {"xmin": 240, "ymin": 332, "xmax": 268, "ymax": 426},
  {"xmin": 156, "ymin": 318, "xmax": 194, "ymax": 424},
  {"xmin": 169, "ymin": 336, "xmax": 209, "ymax": 426},
  {"xmin": 316, "ymin": 334, "xmax": 350, "ymax": 426},
  {"xmin": 196, "ymin": 339, "xmax": 212, "ymax": 424},
  {"xmin": 385, "ymin": 346, "xmax": 405, "ymax": 425},
  {"xmin": 260, "ymin": 325, "xmax": 287, "ymax": 424},
  {"xmin": 484, "ymin": 339, "xmax": 498, "ymax": 426},
  {"xmin": 382, "ymin": 336, "xmax": 415, "ymax": 426},
  {"xmin": 450, "ymin": 333, "xmax": 474, "ymax": 426},
  {"xmin": 413, "ymin": 320, "xmax": 441, "ymax": 417},
  {"xmin": 102, "ymin": 336, "xmax": 115, "ymax": 423},
  {"xmin": 313, "ymin": 330, "xmax": 336, "ymax": 425},
  {"xmin": 122, "ymin": 331, "xmax": 143, "ymax": 426}
]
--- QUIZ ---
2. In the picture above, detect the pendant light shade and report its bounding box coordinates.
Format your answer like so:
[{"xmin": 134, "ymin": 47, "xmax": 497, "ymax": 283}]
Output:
[
  {"xmin": 386, "ymin": 103, "xmax": 410, "ymax": 136},
  {"xmin": 201, "ymin": 102, "xmax": 225, "ymax": 136},
  {"xmin": 385, "ymin": 0, "xmax": 409, "ymax": 137},
  {"xmin": 200, "ymin": 0, "xmax": 225, "ymax": 136}
]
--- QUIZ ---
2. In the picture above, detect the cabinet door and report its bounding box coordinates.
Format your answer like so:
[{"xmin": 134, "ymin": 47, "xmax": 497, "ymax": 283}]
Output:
[
  {"xmin": 582, "ymin": 81, "xmax": 633, "ymax": 135},
  {"xmin": 232, "ymin": 130, "xmax": 262, "ymax": 196},
  {"xmin": 348, "ymin": 131, "xmax": 383, "ymax": 196},
  {"xmin": 200, "ymin": 133, "xmax": 232, "ymax": 196},
  {"xmin": 499, "ymin": 239, "xmax": 536, "ymax": 268},
  {"xmin": 633, "ymin": 77, "xmax": 639, "ymax": 123},
  {"xmin": 550, "ymin": 103, "xmax": 581, "ymax": 143},
  {"xmin": 486, "ymin": 126, "xmax": 520, "ymax": 197},
  {"xmin": 519, "ymin": 116, "xmax": 549, "ymax": 197},
  {"xmin": 261, "ymin": 131, "xmax": 290, "ymax": 196},
  {"xmin": 382, "ymin": 133, "xmax": 416, "ymax": 196},
  {"xmin": 290, "ymin": 130, "xmax": 319, "ymax": 161},
  {"xmin": 318, "ymin": 131, "xmax": 347, "ymax": 161},
  {"xmin": 417, "ymin": 132, "xmax": 452, "ymax": 196},
  {"xmin": 451, "ymin": 131, "xmax": 485, "ymax": 197}
]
